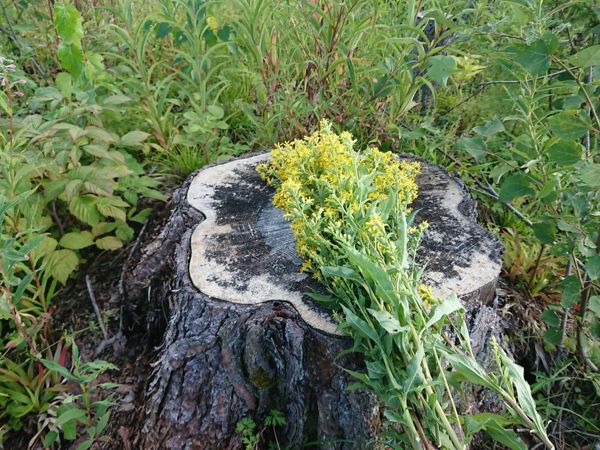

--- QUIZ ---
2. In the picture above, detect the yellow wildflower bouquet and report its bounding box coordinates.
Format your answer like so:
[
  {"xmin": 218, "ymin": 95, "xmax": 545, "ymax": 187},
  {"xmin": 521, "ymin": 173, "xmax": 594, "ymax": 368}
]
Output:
[
  {"xmin": 258, "ymin": 120, "xmax": 423, "ymax": 279},
  {"xmin": 257, "ymin": 121, "xmax": 552, "ymax": 450}
]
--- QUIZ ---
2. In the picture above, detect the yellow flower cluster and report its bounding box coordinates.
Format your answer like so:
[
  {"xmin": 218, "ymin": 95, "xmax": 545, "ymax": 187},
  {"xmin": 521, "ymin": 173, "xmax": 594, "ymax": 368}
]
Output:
[{"xmin": 257, "ymin": 120, "xmax": 421, "ymax": 275}]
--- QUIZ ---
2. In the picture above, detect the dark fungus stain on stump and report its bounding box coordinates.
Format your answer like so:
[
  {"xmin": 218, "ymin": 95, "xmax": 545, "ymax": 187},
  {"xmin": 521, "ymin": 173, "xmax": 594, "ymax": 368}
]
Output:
[{"xmin": 123, "ymin": 152, "xmax": 503, "ymax": 450}]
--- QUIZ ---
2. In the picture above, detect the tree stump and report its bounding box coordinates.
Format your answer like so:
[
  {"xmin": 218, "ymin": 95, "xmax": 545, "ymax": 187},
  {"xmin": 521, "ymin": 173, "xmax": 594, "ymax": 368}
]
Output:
[{"xmin": 123, "ymin": 152, "xmax": 503, "ymax": 449}]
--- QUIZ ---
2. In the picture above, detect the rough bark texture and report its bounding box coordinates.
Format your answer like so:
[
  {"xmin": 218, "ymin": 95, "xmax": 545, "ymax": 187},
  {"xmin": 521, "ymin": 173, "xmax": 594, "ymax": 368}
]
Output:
[{"xmin": 122, "ymin": 152, "xmax": 503, "ymax": 449}]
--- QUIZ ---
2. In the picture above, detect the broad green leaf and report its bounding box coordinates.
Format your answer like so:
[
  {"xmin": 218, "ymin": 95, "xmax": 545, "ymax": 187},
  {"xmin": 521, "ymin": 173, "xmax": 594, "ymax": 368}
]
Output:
[
  {"xmin": 509, "ymin": 40, "xmax": 551, "ymax": 75},
  {"xmin": 208, "ymin": 105, "xmax": 225, "ymax": 119},
  {"xmin": 44, "ymin": 249, "xmax": 79, "ymax": 285},
  {"xmin": 568, "ymin": 45, "xmax": 600, "ymax": 68},
  {"xmin": 119, "ymin": 130, "xmax": 150, "ymax": 147},
  {"xmin": 55, "ymin": 72, "xmax": 72, "ymax": 99},
  {"xmin": 59, "ymin": 231, "xmax": 95, "ymax": 250},
  {"xmin": 541, "ymin": 309, "xmax": 560, "ymax": 327},
  {"xmin": 498, "ymin": 174, "xmax": 533, "ymax": 202},
  {"xmin": 95, "ymin": 236, "xmax": 123, "ymax": 250},
  {"xmin": 544, "ymin": 326, "xmax": 562, "ymax": 345},
  {"xmin": 427, "ymin": 56, "xmax": 456, "ymax": 87},
  {"xmin": 57, "ymin": 42, "xmax": 84, "ymax": 80},
  {"xmin": 578, "ymin": 163, "xmax": 600, "ymax": 188},
  {"xmin": 587, "ymin": 256, "xmax": 600, "ymax": 281},
  {"xmin": 561, "ymin": 276, "xmax": 581, "ymax": 308},
  {"xmin": 473, "ymin": 117, "xmax": 505, "ymax": 137},
  {"xmin": 532, "ymin": 222, "xmax": 556, "ymax": 244},
  {"xmin": 547, "ymin": 140, "xmax": 583, "ymax": 166},
  {"xmin": 457, "ymin": 137, "xmax": 486, "ymax": 160},
  {"xmin": 68, "ymin": 196, "xmax": 101, "ymax": 226},
  {"xmin": 589, "ymin": 296, "xmax": 600, "ymax": 317},
  {"xmin": 425, "ymin": 293, "xmax": 463, "ymax": 329},
  {"xmin": 96, "ymin": 198, "xmax": 127, "ymax": 222},
  {"xmin": 549, "ymin": 111, "xmax": 590, "ymax": 140},
  {"xmin": 56, "ymin": 408, "xmax": 87, "ymax": 426},
  {"xmin": 367, "ymin": 308, "xmax": 407, "ymax": 334},
  {"xmin": 53, "ymin": 4, "xmax": 83, "ymax": 44}
]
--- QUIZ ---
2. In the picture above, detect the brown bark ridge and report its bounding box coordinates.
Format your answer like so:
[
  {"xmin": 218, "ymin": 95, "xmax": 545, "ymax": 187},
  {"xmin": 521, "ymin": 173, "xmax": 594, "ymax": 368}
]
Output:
[{"xmin": 122, "ymin": 152, "xmax": 503, "ymax": 449}]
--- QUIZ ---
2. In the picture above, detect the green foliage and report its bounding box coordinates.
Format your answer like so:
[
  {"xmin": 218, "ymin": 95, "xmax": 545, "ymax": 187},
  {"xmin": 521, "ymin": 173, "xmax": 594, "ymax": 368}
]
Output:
[{"xmin": 236, "ymin": 409, "xmax": 286, "ymax": 450}]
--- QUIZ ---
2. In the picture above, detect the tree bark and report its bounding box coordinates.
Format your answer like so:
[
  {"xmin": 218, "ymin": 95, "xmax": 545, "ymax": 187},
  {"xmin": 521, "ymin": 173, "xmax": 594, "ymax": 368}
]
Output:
[{"xmin": 122, "ymin": 152, "xmax": 503, "ymax": 449}]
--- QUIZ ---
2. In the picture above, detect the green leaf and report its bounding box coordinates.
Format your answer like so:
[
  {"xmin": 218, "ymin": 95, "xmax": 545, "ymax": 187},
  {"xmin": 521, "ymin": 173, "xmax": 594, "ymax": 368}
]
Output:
[
  {"xmin": 119, "ymin": 130, "xmax": 150, "ymax": 147},
  {"xmin": 427, "ymin": 56, "xmax": 456, "ymax": 87},
  {"xmin": 509, "ymin": 39, "xmax": 551, "ymax": 75},
  {"xmin": 403, "ymin": 346, "xmax": 425, "ymax": 395},
  {"xmin": 547, "ymin": 140, "xmax": 583, "ymax": 166},
  {"xmin": 95, "ymin": 236, "xmax": 123, "ymax": 250},
  {"xmin": 56, "ymin": 408, "xmax": 87, "ymax": 426},
  {"xmin": 498, "ymin": 174, "xmax": 534, "ymax": 202},
  {"xmin": 544, "ymin": 326, "xmax": 562, "ymax": 345},
  {"xmin": 44, "ymin": 249, "xmax": 79, "ymax": 285},
  {"xmin": 549, "ymin": 111, "xmax": 590, "ymax": 140},
  {"xmin": 367, "ymin": 308, "xmax": 407, "ymax": 334},
  {"xmin": 568, "ymin": 45, "xmax": 600, "ymax": 68},
  {"xmin": 425, "ymin": 293, "xmax": 463, "ymax": 329},
  {"xmin": 589, "ymin": 296, "xmax": 600, "ymax": 317},
  {"xmin": 59, "ymin": 231, "xmax": 95, "ymax": 250},
  {"xmin": 457, "ymin": 137, "xmax": 487, "ymax": 160},
  {"xmin": 465, "ymin": 414, "xmax": 527, "ymax": 450},
  {"xmin": 341, "ymin": 305, "xmax": 380, "ymax": 344},
  {"xmin": 587, "ymin": 256, "xmax": 600, "ymax": 281},
  {"xmin": 473, "ymin": 117, "xmax": 505, "ymax": 137},
  {"xmin": 532, "ymin": 222, "xmax": 556, "ymax": 244},
  {"xmin": 57, "ymin": 43, "xmax": 84, "ymax": 80},
  {"xmin": 541, "ymin": 309, "xmax": 560, "ymax": 327},
  {"xmin": 69, "ymin": 196, "xmax": 101, "ymax": 226},
  {"xmin": 321, "ymin": 266, "xmax": 358, "ymax": 280},
  {"xmin": 578, "ymin": 163, "xmax": 600, "ymax": 188},
  {"xmin": 96, "ymin": 198, "xmax": 128, "ymax": 222},
  {"xmin": 561, "ymin": 276, "xmax": 581, "ymax": 308},
  {"xmin": 55, "ymin": 72, "xmax": 72, "ymax": 99},
  {"xmin": 53, "ymin": 3, "xmax": 83, "ymax": 44},
  {"xmin": 444, "ymin": 352, "xmax": 494, "ymax": 389},
  {"xmin": 493, "ymin": 341, "xmax": 549, "ymax": 442},
  {"xmin": 208, "ymin": 105, "xmax": 225, "ymax": 119}
]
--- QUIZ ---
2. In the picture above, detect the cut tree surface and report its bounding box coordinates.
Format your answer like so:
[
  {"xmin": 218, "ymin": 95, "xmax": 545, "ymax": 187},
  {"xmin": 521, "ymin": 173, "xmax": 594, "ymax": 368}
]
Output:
[
  {"xmin": 123, "ymin": 152, "xmax": 503, "ymax": 450},
  {"xmin": 186, "ymin": 153, "xmax": 501, "ymax": 332}
]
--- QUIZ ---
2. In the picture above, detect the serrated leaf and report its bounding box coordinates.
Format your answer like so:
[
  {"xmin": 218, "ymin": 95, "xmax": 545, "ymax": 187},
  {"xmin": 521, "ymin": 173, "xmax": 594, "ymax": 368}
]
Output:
[
  {"xmin": 96, "ymin": 198, "xmax": 128, "ymax": 222},
  {"xmin": 59, "ymin": 231, "xmax": 95, "ymax": 250},
  {"xmin": 44, "ymin": 249, "xmax": 79, "ymax": 285},
  {"xmin": 498, "ymin": 174, "xmax": 533, "ymax": 202},
  {"xmin": 95, "ymin": 236, "xmax": 123, "ymax": 250},
  {"xmin": 68, "ymin": 196, "xmax": 101, "ymax": 226},
  {"xmin": 54, "ymin": 4, "xmax": 82, "ymax": 44}
]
